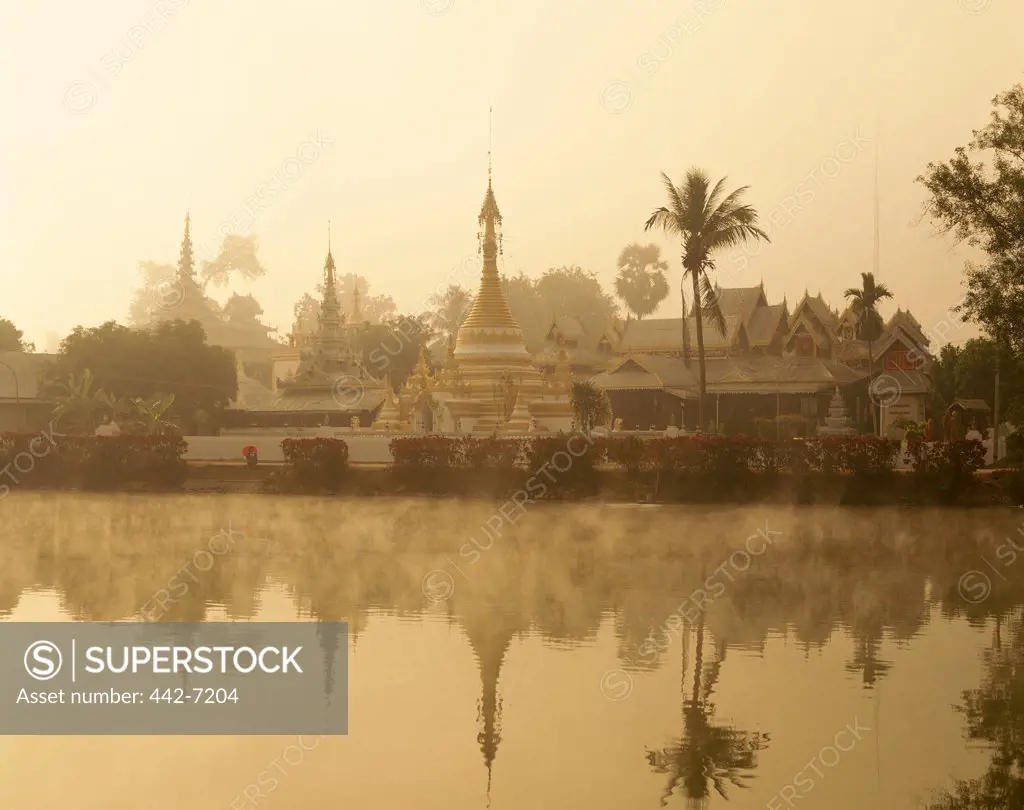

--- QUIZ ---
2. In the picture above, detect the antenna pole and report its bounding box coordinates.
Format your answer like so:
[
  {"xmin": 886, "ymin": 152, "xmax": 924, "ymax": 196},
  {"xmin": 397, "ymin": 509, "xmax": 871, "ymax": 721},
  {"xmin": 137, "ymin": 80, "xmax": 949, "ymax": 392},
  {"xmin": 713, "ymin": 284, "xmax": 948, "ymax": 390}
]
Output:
[{"xmin": 873, "ymin": 119, "xmax": 880, "ymax": 277}]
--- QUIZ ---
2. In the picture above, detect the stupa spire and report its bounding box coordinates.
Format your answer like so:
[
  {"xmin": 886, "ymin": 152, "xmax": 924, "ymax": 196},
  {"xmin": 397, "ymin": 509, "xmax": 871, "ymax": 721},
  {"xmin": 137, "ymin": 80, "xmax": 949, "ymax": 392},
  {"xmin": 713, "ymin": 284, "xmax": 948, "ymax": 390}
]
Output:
[
  {"xmin": 178, "ymin": 211, "xmax": 195, "ymax": 280},
  {"xmin": 350, "ymin": 282, "xmax": 364, "ymax": 324},
  {"xmin": 322, "ymin": 222, "xmax": 341, "ymax": 319},
  {"xmin": 458, "ymin": 111, "xmax": 521, "ymax": 335}
]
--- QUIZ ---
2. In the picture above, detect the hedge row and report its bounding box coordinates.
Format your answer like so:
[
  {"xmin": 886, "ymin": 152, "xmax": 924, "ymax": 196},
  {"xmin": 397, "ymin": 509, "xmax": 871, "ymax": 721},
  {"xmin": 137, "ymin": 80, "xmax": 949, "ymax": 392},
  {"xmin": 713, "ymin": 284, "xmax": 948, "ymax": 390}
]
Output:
[
  {"xmin": 603, "ymin": 436, "xmax": 986, "ymax": 503},
  {"xmin": 278, "ymin": 435, "xmax": 987, "ymax": 503},
  {"xmin": 0, "ymin": 432, "xmax": 187, "ymax": 493},
  {"xmin": 281, "ymin": 437, "xmax": 350, "ymax": 493}
]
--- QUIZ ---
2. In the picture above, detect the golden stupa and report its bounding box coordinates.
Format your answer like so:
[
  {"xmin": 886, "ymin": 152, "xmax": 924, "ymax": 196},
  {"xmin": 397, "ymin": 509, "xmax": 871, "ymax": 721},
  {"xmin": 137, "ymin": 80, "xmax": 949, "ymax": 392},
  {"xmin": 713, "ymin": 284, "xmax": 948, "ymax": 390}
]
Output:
[{"xmin": 437, "ymin": 164, "xmax": 572, "ymax": 435}]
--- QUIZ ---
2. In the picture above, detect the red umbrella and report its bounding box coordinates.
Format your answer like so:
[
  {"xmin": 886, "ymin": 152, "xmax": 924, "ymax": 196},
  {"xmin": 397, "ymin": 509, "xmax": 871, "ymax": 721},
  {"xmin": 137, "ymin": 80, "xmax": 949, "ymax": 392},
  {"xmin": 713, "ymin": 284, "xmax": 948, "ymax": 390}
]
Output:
[{"xmin": 242, "ymin": 445, "xmax": 258, "ymax": 457}]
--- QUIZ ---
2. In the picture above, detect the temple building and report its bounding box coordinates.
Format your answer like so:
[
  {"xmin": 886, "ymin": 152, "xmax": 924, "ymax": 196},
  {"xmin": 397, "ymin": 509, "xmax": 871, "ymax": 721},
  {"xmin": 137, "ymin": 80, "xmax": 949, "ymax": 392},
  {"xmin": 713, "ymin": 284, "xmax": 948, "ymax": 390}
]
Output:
[
  {"xmin": 533, "ymin": 316, "xmax": 616, "ymax": 377},
  {"xmin": 590, "ymin": 284, "xmax": 932, "ymax": 435},
  {"xmin": 149, "ymin": 213, "xmax": 286, "ymax": 388},
  {"xmin": 223, "ymin": 236, "xmax": 387, "ymax": 429}
]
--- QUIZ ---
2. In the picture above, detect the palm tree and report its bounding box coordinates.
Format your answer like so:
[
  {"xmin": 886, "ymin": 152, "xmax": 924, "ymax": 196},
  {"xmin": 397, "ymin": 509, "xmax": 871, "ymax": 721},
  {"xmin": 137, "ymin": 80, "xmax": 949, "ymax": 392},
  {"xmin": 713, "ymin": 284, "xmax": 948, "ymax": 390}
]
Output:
[
  {"xmin": 615, "ymin": 243, "xmax": 670, "ymax": 320},
  {"xmin": 843, "ymin": 271, "xmax": 893, "ymax": 436},
  {"xmin": 646, "ymin": 608, "xmax": 769, "ymax": 807},
  {"xmin": 645, "ymin": 170, "xmax": 769, "ymax": 430},
  {"xmin": 428, "ymin": 284, "xmax": 474, "ymax": 347}
]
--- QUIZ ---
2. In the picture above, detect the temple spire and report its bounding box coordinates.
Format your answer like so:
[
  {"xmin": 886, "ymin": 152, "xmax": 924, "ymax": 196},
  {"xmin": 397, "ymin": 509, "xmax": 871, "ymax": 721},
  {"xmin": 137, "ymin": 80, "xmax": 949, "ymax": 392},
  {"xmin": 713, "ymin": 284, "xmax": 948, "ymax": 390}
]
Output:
[
  {"xmin": 457, "ymin": 122, "xmax": 521, "ymax": 335},
  {"xmin": 178, "ymin": 211, "xmax": 195, "ymax": 280},
  {"xmin": 320, "ymin": 223, "xmax": 342, "ymax": 325},
  {"xmin": 350, "ymin": 283, "xmax": 364, "ymax": 324}
]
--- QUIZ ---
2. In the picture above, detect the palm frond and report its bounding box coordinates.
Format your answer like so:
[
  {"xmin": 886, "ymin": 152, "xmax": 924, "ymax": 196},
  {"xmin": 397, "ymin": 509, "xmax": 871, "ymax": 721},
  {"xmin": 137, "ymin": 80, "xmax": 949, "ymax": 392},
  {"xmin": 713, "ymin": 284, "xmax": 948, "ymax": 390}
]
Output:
[
  {"xmin": 700, "ymin": 275, "xmax": 728, "ymax": 336},
  {"xmin": 645, "ymin": 206, "xmax": 683, "ymax": 236}
]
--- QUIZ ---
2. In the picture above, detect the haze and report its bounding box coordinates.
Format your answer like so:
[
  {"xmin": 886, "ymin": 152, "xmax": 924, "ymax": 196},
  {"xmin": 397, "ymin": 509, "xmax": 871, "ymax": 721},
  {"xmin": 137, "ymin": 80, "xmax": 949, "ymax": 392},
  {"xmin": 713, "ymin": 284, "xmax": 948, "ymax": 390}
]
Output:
[{"xmin": 2, "ymin": 0, "xmax": 1021, "ymax": 348}]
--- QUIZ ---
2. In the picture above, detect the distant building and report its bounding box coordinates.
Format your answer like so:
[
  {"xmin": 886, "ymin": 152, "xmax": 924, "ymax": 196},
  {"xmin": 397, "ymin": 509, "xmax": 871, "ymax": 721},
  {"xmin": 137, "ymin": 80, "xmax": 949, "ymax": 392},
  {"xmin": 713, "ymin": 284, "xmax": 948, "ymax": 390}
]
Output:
[
  {"xmin": 0, "ymin": 351, "xmax": 55, "ymax": 432},
  {"xmin": 150, "ymin": 213, "xmax": 286, "ymax": 388},
  {"xmin": 223, "ymin": 236, "xmax": 387, "ymax": 430},
  {"xmin": 533, "ymin": 316, "xmax": 616, "ymax": 377},
  {"xmin": 590, "ymin": 284, "xmax": 932, "ymax": 435}
]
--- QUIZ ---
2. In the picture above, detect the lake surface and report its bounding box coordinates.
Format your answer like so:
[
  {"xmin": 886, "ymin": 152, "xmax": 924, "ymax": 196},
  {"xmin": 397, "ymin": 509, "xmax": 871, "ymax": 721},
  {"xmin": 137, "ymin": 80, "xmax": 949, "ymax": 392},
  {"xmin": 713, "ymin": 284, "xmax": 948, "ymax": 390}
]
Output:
[{"xmin": 1, "ymin": 493, "xmax": 1022, "ymax": 809}]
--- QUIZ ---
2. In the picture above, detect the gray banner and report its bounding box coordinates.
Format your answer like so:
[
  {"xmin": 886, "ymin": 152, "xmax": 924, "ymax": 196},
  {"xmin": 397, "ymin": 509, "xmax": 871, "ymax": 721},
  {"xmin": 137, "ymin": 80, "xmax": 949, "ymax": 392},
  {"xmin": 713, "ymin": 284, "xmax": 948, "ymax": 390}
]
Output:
[{"xmin": 1, "ymin": 622, "xmax": 348, "ymax": 735}]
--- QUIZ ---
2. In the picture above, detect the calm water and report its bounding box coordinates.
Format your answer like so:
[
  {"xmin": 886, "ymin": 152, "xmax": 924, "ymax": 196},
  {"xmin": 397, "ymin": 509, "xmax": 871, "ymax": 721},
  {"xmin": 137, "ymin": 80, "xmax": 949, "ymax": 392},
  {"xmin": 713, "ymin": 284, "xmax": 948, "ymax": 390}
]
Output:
[{"xmin": 1, "ymin": 494, "xmax": 1022, "ymax": 809}]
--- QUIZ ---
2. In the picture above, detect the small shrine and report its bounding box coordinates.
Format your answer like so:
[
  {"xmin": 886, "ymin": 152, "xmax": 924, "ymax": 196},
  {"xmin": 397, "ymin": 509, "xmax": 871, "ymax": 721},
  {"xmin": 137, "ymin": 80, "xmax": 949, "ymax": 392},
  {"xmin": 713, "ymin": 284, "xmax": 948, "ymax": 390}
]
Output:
[{"xmin": 817, "ymin": 387, "xmax": 856, "ymax": 436}]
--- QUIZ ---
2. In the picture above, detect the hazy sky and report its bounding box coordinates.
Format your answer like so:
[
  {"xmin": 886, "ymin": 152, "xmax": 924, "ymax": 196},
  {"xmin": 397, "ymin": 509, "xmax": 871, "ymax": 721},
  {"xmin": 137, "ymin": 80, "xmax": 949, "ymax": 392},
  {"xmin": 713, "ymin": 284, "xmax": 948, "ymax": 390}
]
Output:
[{"xmin": 2, "ymin": 0, "xmax": 1021, "ymax": 352}]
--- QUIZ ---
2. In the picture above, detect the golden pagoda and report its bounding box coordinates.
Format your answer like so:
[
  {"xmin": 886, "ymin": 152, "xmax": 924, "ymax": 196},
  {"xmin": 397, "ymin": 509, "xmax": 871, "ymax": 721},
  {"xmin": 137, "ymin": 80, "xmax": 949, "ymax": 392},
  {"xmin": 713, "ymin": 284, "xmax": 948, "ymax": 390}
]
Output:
[{"xmin": 437, "ymin": 160, "xmax": 572, "ymax": 435}]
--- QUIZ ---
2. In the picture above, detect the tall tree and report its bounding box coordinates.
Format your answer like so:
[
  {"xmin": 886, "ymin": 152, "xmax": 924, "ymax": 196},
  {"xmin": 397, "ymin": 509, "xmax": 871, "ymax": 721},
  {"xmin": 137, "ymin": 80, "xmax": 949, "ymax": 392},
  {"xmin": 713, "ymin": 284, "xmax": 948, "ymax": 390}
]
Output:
[
  {"xmin": 502, "ymin": 272, "xmax": 550, "ymax": 349},
  {"xmin": 614, "ymin": 243, "xmax": 670, "ymax": 320},
  {"xmin": 535, "ymin": 265, "xmax": 618, "ymax": 339},
  {"xmin": 130, "ymin": 232, "xmax": 269, "ymax": 326},
  {"xmin": 427, "ymin": 284, "xmax": 474, "ymax": 346},
  {"xmin": 645, "ymin": 169, "xmax": 769, "ymax": 430},
  {"xmin": 361, "ymin": 314, "xmax": 432, "ymax": 390},
  {"xmin": 338, "ymin": 273, "xmax": 396, "ymax": 324},
  {"xmin": 928, "ymin": 343, "xmax": 960, "ymax": 416},
  {"xmin": 44, "ymin": 320, "xmax": 236, "ymax": 434},
  {"xmin": 500, "ymin": 267, "xmax": 619, "ymax": 349},
  {"xmin": 929, "ymin": 338, "xmax": 1024, "ymax": 425},
  {"xmin": 0, "ymin": 319, "xmax": 34, "ymax": 352},
  {"xmin": 128, "ymin": 261, "xmax": 180, "ymax": 326},
  {"xmin": 919, "ymin": 83, "xmax": 1024, "ymax": 348},
  {"xmin": 844, "ymin": 271, "xmax": 893, "ymax": 436},
  {"xmin": 199, "ymin": 234, "xmax": 268, "ymax": 288},
  {"xmin": 291, "ymin": 289, "xmax": 321, "ymax": 341}
]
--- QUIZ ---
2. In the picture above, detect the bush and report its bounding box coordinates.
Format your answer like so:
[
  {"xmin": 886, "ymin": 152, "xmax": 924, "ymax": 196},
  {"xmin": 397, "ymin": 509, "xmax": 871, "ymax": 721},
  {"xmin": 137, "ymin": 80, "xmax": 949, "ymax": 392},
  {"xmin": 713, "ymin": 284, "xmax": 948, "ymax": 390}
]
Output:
[
  {"xmin": 0, "ymin": 432, "xmax": 187, "ymax": 491},
  {"xmin": 905, "ymin": 440, "xmax": 986, "ymax": 503},
  {"xmin": 388, "ymin": 434, "xmax": 602, "ymax": 499},
  {"xmin": 281, "ymin": 438, "xmax": 349, "ymax": 492},
  {"xmin": 523, "ymin": 434, "xmax": 605, "ymax": 499}
]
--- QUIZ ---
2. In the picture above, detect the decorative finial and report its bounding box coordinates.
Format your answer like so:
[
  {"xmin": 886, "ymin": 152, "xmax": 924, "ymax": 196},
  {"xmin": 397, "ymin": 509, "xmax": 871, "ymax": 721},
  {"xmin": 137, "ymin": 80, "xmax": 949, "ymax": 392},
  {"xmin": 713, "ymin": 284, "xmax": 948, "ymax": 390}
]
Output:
[
  {"xmin": 488, "ymin": 106, "xmax": 493, "ymax": 186},
  {"xmin": 327, "ymin": 220, "xmax": 331, "ymax": 252}
]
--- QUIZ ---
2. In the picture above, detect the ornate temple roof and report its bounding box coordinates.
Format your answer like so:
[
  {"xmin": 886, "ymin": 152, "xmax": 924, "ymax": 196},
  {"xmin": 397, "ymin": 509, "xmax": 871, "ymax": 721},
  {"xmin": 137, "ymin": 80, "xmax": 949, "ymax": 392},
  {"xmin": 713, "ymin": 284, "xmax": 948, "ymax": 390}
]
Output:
[
  {"xmin": 747, "ymin": 303, "xmax": 789, "ymax": 347},
  {"xmin": 591, "ymin": 353, "xmax": 867, "ymax": 396},
  {"xmin": 590, "ymin": 354, "xmax": 698, "ymax": 398}
]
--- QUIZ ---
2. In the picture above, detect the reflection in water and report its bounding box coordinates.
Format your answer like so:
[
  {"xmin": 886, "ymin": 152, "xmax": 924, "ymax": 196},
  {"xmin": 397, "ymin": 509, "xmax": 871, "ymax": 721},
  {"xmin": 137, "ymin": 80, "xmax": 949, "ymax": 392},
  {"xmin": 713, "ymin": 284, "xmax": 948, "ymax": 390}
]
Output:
[
  {"xmin": 2, "ymin": 494, "xmax": 1024, "ymax": 808},
  {"xmin": 928, "ymin": 612, "xmax": 1024, "ymax": 808},
  {"xmin": 647, "ymin": 610, "xmax": 769, "ymax": 807}
]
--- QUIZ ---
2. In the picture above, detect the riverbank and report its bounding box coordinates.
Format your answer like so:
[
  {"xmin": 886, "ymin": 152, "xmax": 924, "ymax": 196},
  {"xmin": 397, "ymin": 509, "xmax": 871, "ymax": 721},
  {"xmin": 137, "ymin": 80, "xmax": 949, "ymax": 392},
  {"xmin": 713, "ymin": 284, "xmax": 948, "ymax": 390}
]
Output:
[
  {"xmin": 3, "ymin": 433, "xmax": 1015, "ymax": 505},
  {"xmin": 173, "ymin": 461, "xmax": 1024, "ymax": 506}
]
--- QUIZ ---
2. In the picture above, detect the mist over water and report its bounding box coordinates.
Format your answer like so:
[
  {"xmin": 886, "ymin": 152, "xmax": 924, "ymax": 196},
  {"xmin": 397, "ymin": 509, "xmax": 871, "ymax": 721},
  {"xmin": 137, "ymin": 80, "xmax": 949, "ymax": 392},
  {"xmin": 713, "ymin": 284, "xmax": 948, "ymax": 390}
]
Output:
[{"xmin": 1, "ymin": 494, "xmax": 1021, "ymax": 809}]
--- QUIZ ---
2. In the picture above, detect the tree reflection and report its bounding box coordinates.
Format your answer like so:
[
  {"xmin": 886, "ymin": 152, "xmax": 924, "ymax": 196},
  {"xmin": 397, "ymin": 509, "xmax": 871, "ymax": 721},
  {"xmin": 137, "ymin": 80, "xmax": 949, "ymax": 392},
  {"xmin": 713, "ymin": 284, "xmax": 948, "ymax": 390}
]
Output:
[
  {"xmin": 645, "ymin": 610, "xmax": 769, "ymax": 807},
  {"xmin": 928, "ymin": 611, "xmax": 1024, "ymax": 809}
]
